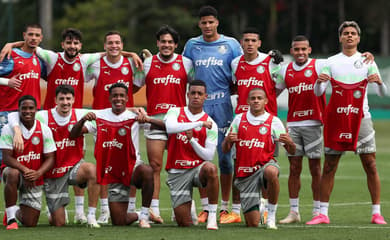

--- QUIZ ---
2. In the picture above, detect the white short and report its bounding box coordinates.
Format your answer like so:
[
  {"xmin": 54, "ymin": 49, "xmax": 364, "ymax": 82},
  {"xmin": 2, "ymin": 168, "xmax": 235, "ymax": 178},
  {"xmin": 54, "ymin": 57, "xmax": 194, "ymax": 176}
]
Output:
[{"xmin": 287, "ymin": 125, "xmax": 323, "ymax": 158}]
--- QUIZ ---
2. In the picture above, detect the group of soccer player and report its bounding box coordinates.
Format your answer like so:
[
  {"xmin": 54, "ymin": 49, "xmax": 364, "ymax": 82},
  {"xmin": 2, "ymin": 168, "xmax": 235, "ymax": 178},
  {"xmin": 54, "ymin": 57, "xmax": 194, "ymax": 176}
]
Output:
[{"xmin": 0, "ymin": 5, "xmax": 387, "ymax": 231}]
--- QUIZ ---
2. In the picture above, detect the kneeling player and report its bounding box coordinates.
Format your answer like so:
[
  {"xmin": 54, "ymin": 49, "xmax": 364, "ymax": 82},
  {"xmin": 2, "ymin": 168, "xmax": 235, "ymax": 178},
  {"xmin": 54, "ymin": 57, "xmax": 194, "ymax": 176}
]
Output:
[
  {"xmin": 222, "ymin": 88, "xmax": 295, "ymax": 229},
  {"xmin": 8, "ymin": 85, "xmax": 100, "ymax": 227},
  {"xmin": 148, "ymin": 80, "xmax": 219, "ymax": 229},
  {"xmin": 70, "ymin": 83, "xmax": 155, "ymax": 227},
  {"xmin": 0, "ymin": 95, "xmax": 56, "ymax": 229}
]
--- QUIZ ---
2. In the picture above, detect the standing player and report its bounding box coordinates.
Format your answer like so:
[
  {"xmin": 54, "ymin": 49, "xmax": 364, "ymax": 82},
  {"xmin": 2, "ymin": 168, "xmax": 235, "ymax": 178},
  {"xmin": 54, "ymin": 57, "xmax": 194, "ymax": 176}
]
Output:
[
  {"xmin": 0, "ymin": 95, "xmax": 56, "ymax": 229},
  {"xmin": 8, "ymin": 85, "xmax": 101, "ymax": 227},
  {"xmin": 0, "ymin": 24, "xmax": 46, "ymax": 166},
  {"xmin": 0, "ymin": 28, "xmax": 101, "ymax": 109},
  {"xmin": 222, "ymin": 88, "xmax": 295, "ymax": 229},
  {"xmin": 87, "ymin": 31, "xmax": 143, "ymax": 223},
  {"xmin": 182, "ymin": 5, "xmax": 243, "ymax": 222},
  {"xmin": 276, "ymin": 35, "xmax": 326, "ymax": 223},
  {"xmin": 277, "ymin": 36, "xmax": 374, "ymax": 224},
  {"xmin": 307, "ymin": 21, "xmax": 387, "ymax": 225},
  {"xmin": 70, "ymin": 83, "xmax": 155, "ymax": 228},
  {"xmin": 87, "ymin": 31, "xmax": 143, "ymax": 110},
  {"xmin": 140, "ymin": 25, "xmax": 193, "ymax": 222},
  {"xmin": 232, "ymin": 27, "xmax": 282, "ymax": 116}
]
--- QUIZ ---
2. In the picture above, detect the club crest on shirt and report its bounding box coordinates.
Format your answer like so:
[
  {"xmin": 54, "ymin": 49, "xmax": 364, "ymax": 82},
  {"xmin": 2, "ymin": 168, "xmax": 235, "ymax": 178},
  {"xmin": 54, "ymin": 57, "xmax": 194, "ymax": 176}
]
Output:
[
  {"xmin": 121, "ymin": 67, "xmax": 129, "ymax": 75},
  {"xmin": 68, "ymin": 124, "xmax": 74, "ymax": 132},
  {"xmin": 353, "ymin": 90, "xmax": 362, "ymax": 99},
  {"xmin": 118, "ymin": 128, "xmax": 127, "ymax": 136},
  {"xmin": 304, "ymin": 69, "xmax": 312, "ymax": 77},
  {"xmin": 32, "ymin": 136, "xmax": 40, "ymax": 145},
  {"xmin": 257, "ymin": 66, "xmax": 265, "ymax": 74},
  {"xmin": 354, "ymin": 60, "xmax": 363, "ymax": 69},
  {"xmin": 259, "ymin": 126, "xmax": 268, "ymax": 135},
  {"xmin": 32, "ymin": 58, "xmax": 38, "ymax": 66},
  {"xmin": 218, "ymin": 45, "xmax": 228, "ymax": 54},
  {"xmin": 73, "ymin": 63, "xmax": 81, "ymax": 72},
  {"xmin": 172, "ymin": 63, "xmax": 181, "ymax": 71}
]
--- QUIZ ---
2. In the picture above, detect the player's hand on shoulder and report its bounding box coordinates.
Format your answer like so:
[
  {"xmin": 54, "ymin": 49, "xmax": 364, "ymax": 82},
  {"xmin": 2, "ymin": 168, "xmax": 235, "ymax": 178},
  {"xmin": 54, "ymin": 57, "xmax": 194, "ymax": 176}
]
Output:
[
  {"xmin": 0, "ymin": 43, "xmax": 14, "ymax": 62},
  {"xmin": 13, "ymin": 130, "xmax": 24, "ymax": 154},
  {"xmin": 139, "ymin": 49, "xmax": 152, "ymax": 62},
  {"xmin": 82, "ymin": 112, "xmax": 96, "ymax": 121},
  {"xmin": 317, "ymin": 73, "xmax": 330, "ymax": 83},
  {"xmin": 268, "ymin": 49, "xmax": 284, "ymax": 64},
  {"xmin": 362, "ymin": 52, "xmax": 374, "ymax": 64}
]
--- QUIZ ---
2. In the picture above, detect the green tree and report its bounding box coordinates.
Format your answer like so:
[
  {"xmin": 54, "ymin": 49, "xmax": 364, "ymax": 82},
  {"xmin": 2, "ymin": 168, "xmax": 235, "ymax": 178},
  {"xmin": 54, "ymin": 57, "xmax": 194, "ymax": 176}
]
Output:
[{"xmin": 54, "ymin": 0, "xmax": 197, "ymax": 53}]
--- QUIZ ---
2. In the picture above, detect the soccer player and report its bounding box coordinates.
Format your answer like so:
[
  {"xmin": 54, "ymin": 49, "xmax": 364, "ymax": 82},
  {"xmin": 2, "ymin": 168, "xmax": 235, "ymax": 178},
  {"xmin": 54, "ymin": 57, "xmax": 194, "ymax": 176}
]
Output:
[
  {"xmin": 87, "ymin": 30, "xmax": 143, "ymax": 110},
  {"xmin": 8, "ymin": 85, "xmax": 101, "ymax": 227},
  {"xmin": 182, "ymin": 5, "xmax": 243, "ymax": 223},
  {"xmin": 306, "ymin": 21, "xmax": 388, "ymax": 225},
  {"xmin": 226, "ymin": 28, "xmax": 283, "ymax": 223},
  {"xmin": 140, "ymin": 25, "xmax": 193, "ymax": 222},
  {"xmin": 222, "ymin": 88, "xmax": 296, "ymax": 229},
  {"xmin": 147, "ymin": 80, "xmax": 219, "ymax": 229},
  {"xmin": 0, "ymin": 23, "xmax": 46, "ymax": 165},
  {"xmin": 69, "ymin": 83, "xmax": 155, "ymax": 228},
  {"xmin": 232, "ymin": 27, "xmax": 282, "ymax": 116},
  {"xmin": 0, "ymin": 28, "xmax": 100, "ymax": 109},
  {"xmin": 86, "ymin": 30, "xmax": 143, "ymax": 223},
  {"xmin": 275, "ymin": 35, "xmax": 326, "ymax": 223},
  {"xmin": 0, "ymin": 95, "xmax": 56, "ymax": 229}
]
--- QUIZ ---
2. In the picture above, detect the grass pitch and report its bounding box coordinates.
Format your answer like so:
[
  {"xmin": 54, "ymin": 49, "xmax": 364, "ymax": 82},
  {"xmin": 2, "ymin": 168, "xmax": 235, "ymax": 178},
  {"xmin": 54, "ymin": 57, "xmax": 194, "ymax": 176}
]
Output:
[{"xmin": 0, "ymin": 120, "xmax": 389, "ymax": 240}]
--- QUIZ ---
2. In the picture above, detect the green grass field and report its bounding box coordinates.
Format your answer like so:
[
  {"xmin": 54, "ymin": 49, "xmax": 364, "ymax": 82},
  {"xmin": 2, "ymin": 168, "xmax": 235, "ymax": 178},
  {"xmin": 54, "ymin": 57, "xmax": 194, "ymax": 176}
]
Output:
[{"xmin": 1, "ymin": 120, "xmax": 390, "ymax": 240}]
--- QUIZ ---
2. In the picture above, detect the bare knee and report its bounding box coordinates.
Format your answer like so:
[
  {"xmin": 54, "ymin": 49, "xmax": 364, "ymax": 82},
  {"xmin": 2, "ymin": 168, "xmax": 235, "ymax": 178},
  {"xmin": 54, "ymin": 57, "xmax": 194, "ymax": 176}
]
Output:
[
  {"xmin": 202, "ymin": 163, "xmax": 218, "ymax": 178},
  {"xmin": 264, "ymin": 166, "xmax": 279, "ymax": 182},
  {"xmin": 4, "ymin": 169, "xmax": 20, "ymax": 186},
  {"xmin": 149, "ymin": 159, "xmax": 162, "ymax": 172}
]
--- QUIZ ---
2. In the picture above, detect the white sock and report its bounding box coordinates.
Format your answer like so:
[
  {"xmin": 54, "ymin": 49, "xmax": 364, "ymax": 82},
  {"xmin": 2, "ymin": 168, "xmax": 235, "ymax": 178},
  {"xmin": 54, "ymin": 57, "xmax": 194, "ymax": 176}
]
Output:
[
  {"xmin": 267, "ymin": 204, "xmax": 278, "ymax": 223},
  {"xmin": 100, "ymin": 198, "xmax": 109, "ymax": 213},
  {"xmin": 87, "ymin": 207, "xmax": 97, "ymax": 218},
  {"xmin": 6, "ymin": 205, "xmax": 18, "ymax": 223},
  {"xmin": 319, "ymin": 202, "xmax": 329, "ymax": 216},
  {"xmin": 232, "ymin": 203, "xmax": 241, "ymax": 214},
  {"xmin": 313, "ymin": 200, "xmax": 320, "ymax": 214},
  {"xmin": 128, "ymin": 197, "xmax": 136, "ymax": 213},
  {"xmin": 290, "ymin": 198, "xmax": 299, "ymax": 213},
  {"xmin": 75, "ymin": 196, "xmax": 85, "ymax": 215},
  {"xmin": 150, "ymin": 199, "xmax": 160, "ymax": 216},
  {"xmin": 208, "ymin": 204, "xmax": 218, "ymax": 221},
  {"xmin": 372, "ymin": 204, "xmax": 381, "ymax": 215},
  {"xmin": 140, "ymin": 207, "xmax": 149, "ymax": 221},
  {"xmin": 201, "ymin": 198, "xmax": 209, "ymax": 211},
  {"xmin": 220, "ymin": 200, "xmax": 229, "ymax": 212},
  {"xmin": 261, "ymin": 198, "xmax": 269, "ymax": 208}
]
